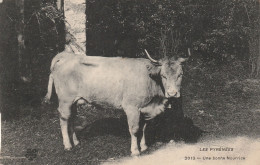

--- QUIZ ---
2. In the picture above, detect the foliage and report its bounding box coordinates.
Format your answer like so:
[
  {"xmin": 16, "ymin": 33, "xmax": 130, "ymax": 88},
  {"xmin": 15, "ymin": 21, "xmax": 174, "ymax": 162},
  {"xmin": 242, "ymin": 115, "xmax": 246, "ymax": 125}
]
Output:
[
  {"xmin": 26, "ymin": 2, "xmax": 64, "ymax": 53},
  {"xmin": 86, "ymin": 0, "xmax": 259, "ymax": 64}
]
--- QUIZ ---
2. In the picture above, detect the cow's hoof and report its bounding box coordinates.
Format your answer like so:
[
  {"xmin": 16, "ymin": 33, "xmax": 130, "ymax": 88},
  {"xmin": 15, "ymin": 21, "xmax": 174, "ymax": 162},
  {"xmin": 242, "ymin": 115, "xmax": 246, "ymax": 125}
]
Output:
[
  {"xmin": 74, "ymin": 140, "xmax": 80, "ymax": 146},
  {"xmin": 64, "ymin": 147, "xmax": 72, "ymax": 151},
  {"xmin": 41, "ymin": 97, "xmax": 51, "ymax": 105},
  {"xmin": 131, "ymin": 150, "xmax": 140, "ymax": 156},
  {"xmin": 141, "ymin": 145, "xmax": 148, "ymax": 152}
]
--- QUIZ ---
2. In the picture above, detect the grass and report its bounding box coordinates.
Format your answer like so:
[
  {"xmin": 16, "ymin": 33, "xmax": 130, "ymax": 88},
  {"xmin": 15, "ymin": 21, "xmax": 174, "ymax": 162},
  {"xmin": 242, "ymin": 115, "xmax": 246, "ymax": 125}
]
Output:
[{"xmin": 2, "ymin": 61, "xmax": 260, "ymax": 165}]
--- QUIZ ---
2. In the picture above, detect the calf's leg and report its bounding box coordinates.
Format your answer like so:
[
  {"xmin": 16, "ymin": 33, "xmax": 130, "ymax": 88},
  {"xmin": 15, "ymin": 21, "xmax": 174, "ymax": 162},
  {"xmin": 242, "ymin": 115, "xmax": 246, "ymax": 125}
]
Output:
[
  {"xmin": 140, "ymin": 123, "xmax": 148, "ymax": 152},
  {"xmin": 69, "ymin": 104, "xmax": 79, "ymax": 146},
  {"xmin": 72, "ymin": 130, "xmax": 79, "ymax": 146},
  {"xmin": 124, "ymin": 107, "xmax": 141, "ymax": 156},
  {"xmin": 68, "ymin": 118, "xmax": 79, "ymax": 146}
]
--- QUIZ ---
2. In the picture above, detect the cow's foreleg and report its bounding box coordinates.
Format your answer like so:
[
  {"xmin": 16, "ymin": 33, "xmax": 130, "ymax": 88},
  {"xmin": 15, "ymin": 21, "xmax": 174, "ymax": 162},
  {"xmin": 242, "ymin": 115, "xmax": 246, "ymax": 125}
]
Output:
[
  {"xmin": 125, "ymin": 107, "xmax": 141, "ymax": 156},
  {"xmin": 58, "ymin": 102, "xmax": 72, "ymax": 150},
  {"xmin": 140, "ymin": 122, "xmax": 148, "ymax": 152}
]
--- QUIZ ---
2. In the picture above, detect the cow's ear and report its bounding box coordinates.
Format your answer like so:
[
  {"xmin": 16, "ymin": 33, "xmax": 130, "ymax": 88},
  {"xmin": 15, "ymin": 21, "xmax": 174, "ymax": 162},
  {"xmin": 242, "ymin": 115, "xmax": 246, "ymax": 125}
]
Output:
[
  {"xmin": 177, "ymin": 48, "xmax": 191, "ymax": 63},
  {"xmin": 146, "ymin": 64, "xmax": 160, "ymax": 79}
]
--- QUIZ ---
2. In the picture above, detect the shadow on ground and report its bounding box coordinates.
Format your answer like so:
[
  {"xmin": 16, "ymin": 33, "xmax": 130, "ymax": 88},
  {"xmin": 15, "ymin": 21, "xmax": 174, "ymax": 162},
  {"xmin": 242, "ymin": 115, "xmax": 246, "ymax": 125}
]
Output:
[
  {"xmin": 145, "ymin": 108, "xmax": 205, "ymax": 147},
  {"xmin": 78, "ymin": 117, "xmax": 129, "ymax": 138},
  {"xmin": 77, "ymin": 98, "xmax": 205, "ymax": 147}
]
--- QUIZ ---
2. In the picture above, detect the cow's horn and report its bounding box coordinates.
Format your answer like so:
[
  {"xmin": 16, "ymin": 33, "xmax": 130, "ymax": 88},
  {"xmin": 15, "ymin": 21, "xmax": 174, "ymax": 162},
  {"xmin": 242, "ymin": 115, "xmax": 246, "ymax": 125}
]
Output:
[{"xmin": 145, "ymin": 49, "xmax": 159, "ymax": 64}]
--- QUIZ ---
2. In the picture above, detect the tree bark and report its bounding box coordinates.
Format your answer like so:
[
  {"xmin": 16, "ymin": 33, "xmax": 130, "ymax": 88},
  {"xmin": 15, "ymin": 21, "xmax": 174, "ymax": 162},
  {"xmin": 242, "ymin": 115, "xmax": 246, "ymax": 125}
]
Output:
[
  {"xmin": 15, "ymin": 0, "xmax": 25, "ymax": 119},
  {"xmin": 56, "ymin": 0, "xmax": 86, "ymax": 54},
  {"xmin": 56, "ymin": 0, "xmax": 64, "ymax": 11},
  {"xmin": 15, "ymin": 0, "xmax": 32, "ymax": 82},
  {"xmin": 15, "ymin": 0, "xmax": 26, "ymax": 81}
]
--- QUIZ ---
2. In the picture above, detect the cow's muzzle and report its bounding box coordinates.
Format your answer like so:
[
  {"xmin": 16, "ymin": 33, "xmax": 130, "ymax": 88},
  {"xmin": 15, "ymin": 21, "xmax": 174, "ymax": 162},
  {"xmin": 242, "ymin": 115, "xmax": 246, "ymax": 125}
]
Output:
[{"xmin": 166, "ymin": 91, "xmax": 180, "ymax": 98}]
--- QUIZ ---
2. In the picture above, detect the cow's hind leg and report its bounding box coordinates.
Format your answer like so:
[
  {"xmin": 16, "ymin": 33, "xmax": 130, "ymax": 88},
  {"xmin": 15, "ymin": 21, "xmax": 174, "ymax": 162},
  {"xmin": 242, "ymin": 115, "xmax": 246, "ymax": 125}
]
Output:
[
  {"xmin": 124, "ymin": 107, "xmax": 141, "ymax": 156},
  {"xmin": 140, "ymin": 122, "xmax": 148, "ymax": 152},
  {"xmin": 58, "ymin": 102, "xmax": 73, "ymax": 150}
]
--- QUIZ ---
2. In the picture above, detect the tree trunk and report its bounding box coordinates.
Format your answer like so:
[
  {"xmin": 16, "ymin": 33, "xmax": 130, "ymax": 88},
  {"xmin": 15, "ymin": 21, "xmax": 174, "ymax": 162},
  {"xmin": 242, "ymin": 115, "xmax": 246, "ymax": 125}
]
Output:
[
  {"xmin": 15, "ymin": 0, "xmax": 25, "ymax": 119},
  {"xmin": 16, "ymin": 0, "xmax": 31, "ymax": 82},
  {"xmin": 56, "ymin": 0, "xmax": 64, "ymax": 11},
  {"xmin": 56, "ymin": 0, "xmax": 86, "ymax": 54}
]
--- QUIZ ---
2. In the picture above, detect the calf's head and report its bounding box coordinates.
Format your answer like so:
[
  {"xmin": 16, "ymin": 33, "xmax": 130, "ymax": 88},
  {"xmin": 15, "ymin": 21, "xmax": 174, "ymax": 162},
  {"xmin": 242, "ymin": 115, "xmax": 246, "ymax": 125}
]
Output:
[{"xmin": 145, "ymin": 49, "xmax": 190, "ymax": 98}]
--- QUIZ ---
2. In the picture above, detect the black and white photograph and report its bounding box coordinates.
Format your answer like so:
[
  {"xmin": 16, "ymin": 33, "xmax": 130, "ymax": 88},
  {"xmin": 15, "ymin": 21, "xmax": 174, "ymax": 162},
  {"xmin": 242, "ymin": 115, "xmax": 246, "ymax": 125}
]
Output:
[{"xmin": 1, "ymin": 0, "xmax": 260, "ymax": 164}]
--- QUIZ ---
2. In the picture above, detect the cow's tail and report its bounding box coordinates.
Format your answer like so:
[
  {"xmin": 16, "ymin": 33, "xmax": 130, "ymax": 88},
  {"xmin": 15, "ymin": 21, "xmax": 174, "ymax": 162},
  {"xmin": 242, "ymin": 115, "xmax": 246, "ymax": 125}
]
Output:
[{"xmin": 42, "ymin": 73, "xmax": 54, "ymax": 105}]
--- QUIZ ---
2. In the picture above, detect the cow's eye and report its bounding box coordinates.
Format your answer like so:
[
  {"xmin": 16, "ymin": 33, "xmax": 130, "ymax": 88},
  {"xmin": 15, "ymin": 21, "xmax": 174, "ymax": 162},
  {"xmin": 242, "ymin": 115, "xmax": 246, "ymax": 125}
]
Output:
[{"xmin": 178, "ymin": 74, "xmax": 183, "ymax": 78}]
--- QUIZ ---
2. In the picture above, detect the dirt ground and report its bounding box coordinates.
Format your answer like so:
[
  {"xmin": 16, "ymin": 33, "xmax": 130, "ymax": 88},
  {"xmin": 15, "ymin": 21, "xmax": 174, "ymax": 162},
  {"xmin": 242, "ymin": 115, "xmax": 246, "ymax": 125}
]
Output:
[
  {"xmin": 1, "ymin": 62, "xmax": 260, "ymax": 165},
  {"xmin": 105, "ymin": 137, "xmax": 260, "ymax": 165}
]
